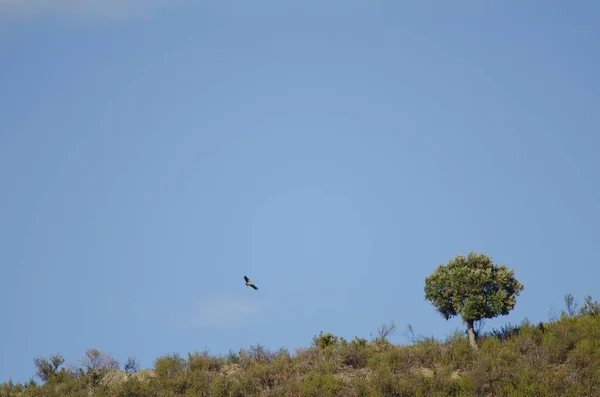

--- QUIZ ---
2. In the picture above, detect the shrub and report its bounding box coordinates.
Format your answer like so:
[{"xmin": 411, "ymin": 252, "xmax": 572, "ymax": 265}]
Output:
[
  {"xmin": 340, "ymin": 337, "xmax": 368, "ymax": 369},
  {"xmin": 580, "ymin": 295, "xmax": 600, "ymax": 317},
  {"xmin": 312, "ymin": 332, "xmax": 340, "ymax": 350},
  {"xmin": 188, "ymin": 351, "xmax": 223, "ymax": 373}
]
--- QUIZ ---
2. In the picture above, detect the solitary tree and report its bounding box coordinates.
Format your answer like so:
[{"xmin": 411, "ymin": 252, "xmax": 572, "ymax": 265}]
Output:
[{"xmin": 424, "ymin": 252, "xmax": 524, "ymax": 349}]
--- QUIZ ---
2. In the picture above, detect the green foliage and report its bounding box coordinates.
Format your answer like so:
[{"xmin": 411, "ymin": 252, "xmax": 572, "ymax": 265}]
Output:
[
  {"xmin": 424, "ymin": 252, "xmax": 524, "ymax": 347},
  {"xmin": 425, "ymin": 252, "xmax": 524, "ymax": 323},
  {"xmin": 187, "ymin": 350, "xmax": 223, "ymax": 373},
  {"xmin": 312, "ymin": 332, "xmax": 340, "ymax": 350},
  {"xmin": 3, "ymin": 294, "xmax": 600, "ymax": 396},
  {"xmin": 154, "ymin": 353, "xmax": 186, "ymax": 379},
  {"xmin": 298, "ymin": 372, "xmax": 346, "ymax": 396},
  {"xmin": 114, "ymin": 376, "xmax": 153, "ymax": 397},
  {"xmin": 489, "ymin": 322, "xmax": 521, "ymax": 341},
  {"xmin": 340, "ymin": 337, "xmax": 368, "ymax": 369},
  {"xmin": 226, "ymin": 349, "xmax": 240, "ymax": 364}
]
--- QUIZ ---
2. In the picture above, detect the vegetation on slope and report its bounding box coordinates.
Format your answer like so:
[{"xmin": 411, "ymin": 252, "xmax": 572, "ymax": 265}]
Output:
[{"xmin": 1, "ymin": 294, "xmax": 599, "ymax": 397}]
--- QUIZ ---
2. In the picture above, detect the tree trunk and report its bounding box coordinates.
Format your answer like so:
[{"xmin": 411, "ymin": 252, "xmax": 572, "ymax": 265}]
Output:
[{"xmin": 467, "ymin": 320, "xmax": 478, "ymax": 350}]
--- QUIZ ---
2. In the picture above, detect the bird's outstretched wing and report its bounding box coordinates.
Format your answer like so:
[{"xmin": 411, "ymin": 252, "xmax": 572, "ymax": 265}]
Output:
[{"xmin": 244, "ymin": 275, "xmax": 259, "ymax": 290}]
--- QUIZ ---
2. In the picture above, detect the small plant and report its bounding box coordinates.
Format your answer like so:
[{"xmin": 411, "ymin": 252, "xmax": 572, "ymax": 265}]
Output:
[
  {"xmin": 188, "ymin": 350, "xmax": 223, "ymax": 372},
  {"xmin": 248, "ymin": 344, "xmax": 274, "ymax": 362},
  {"xmin": 154, "ymin": 354, "xmax": 186, "ymax": 379},
  {"xmin": 341, "ymin": 337, "xmax": 368, "ymax": 369},
  {"xmin": 80, "ymin": 348, "xmax": 119, "ymax": 372},
  {"xmin": 490, "ymin": 322, "xmax": 521, "ymax": 341},
  {"xmin": 226, "ymin": 349, "xmax": 240, "ymax": 364},
  {"xmin": 312, "ymin": 331, "xmax": 339, "ymax": 350},
  {"xmin": 33, "ymin": 354, "xmax": 65, "ymax": 382},
  {"xmin": 579, "ymin": 295, "xmax": 600, "ymax": 317},
  {"xmin": 403, "ymin": 324, "xmax": 417, "ymax": 344},
  {"xmin": 564, "ymin": 293, "xmax": 579, "ymax": 317},
  {"xmin": 373, "ymin": 320, "xmax": 397, "ymax": 345},
  {"xmin": 123, "ymin": 357, "xmax": 139, "ymax": 375}
]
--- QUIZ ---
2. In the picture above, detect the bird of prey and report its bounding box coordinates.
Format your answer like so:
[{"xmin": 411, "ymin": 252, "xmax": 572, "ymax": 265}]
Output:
[{"xmin": 244, "ymin": 275, "xmax": 258, "ymax": 290}]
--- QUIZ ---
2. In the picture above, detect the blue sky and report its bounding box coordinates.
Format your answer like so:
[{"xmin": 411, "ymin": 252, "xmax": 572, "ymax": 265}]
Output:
[{"xmin": 1, "ymin": 0, "xmax": 599, "ymax": 384}]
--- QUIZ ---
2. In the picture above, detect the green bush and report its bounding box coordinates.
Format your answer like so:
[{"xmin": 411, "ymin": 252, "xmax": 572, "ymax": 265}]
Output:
[{"xmin": 313, "ymin": 332, "xmax": 340, "ymax": 350}]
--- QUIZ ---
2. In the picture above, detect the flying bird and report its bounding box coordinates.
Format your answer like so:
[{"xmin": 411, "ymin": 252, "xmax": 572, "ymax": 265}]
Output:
[{"xmin": 244, "ymin": 275, "xmax": 258, "ymax": 290}]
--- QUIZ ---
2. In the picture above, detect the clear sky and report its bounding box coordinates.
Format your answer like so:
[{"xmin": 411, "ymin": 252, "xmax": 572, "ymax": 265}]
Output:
[{"xmin": 1, "ymin": 0, "xmax": 599, "ymax": 384}]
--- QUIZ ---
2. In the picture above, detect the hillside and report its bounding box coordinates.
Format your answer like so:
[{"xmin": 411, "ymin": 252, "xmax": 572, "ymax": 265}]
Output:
[{"xmin": 1, "ymin": 302, "xmax": 599, "ymax": 397}]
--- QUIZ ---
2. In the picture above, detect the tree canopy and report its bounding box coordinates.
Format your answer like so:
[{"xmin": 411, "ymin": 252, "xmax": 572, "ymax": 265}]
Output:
[{"xmin": 424, "ymin": 252, "xmax": 524, "ymax": 348}]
